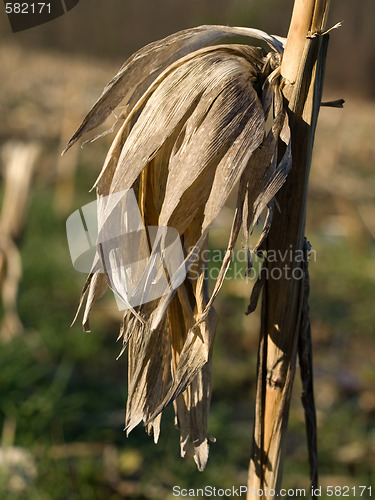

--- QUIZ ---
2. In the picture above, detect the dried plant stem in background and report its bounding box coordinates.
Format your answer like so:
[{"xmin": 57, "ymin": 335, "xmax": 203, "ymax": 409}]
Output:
[
  {"xmin": 248, "ymin": 0, "xmax": 331, "ymax": 495},
  {"xmin": 0, "ymin": 142, "xmax": 39, "ymax": 340}
]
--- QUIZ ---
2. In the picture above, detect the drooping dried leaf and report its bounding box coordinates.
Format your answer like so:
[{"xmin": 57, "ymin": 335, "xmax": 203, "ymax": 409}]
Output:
[
  {"xmin": 63, "ymin": 25, "xmax": 283, "ymax": 153},
  {"xmin": 67, "ymin": 25, "xmax": 290, "ymax": 470}
]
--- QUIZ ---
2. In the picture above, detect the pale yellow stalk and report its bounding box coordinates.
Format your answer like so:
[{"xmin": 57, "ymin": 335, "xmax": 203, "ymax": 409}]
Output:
[
  {"xmin": 248, "ymin": 0, "xmax": 332, "ymax": 497},
  {"xmin": 281, "ymin": 0, "xmax": 330, "ymax": 83}
]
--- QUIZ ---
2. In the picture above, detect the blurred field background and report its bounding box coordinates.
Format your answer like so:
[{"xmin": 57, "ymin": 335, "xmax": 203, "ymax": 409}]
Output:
[{"xmin": 0, "ymin": 1, "xmax": 374, "ymax": 498}]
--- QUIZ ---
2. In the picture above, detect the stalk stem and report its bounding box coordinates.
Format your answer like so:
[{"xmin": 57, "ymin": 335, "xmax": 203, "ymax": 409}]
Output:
[
  {"xmin": 248, "ymin": 0, "xmax": 332, "ymax": 496},
  {"xmin": 281, "ymin": 0, "xmax": 329, "ymax": 83}
]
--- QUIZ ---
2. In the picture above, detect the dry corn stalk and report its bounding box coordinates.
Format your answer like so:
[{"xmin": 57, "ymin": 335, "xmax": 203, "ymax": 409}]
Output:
[
  {"xmin": 65, "ymin": 25, "xmax": 292, "ymax": 471},
  {"xmin": 248, "ymin": 0, "xmax": 334, "ymax": 496},
  {"xmin": 66, "ymin": 0, "xmax": 335, "ymax": 480}
]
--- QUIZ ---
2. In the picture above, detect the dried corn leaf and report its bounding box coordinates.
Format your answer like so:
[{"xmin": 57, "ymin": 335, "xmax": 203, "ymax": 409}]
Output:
[
  {"xmin": 67, "ymin": 25, "xmax": 290, "ymax": 470},
  {"xmin": 64, "ymin": 25, "xmax": 283, "ymax": 153}
]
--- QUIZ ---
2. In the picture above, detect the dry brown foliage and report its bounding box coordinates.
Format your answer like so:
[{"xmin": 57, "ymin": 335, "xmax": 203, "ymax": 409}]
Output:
[{"xmin": 66, "ymin": 25, "xmax": 292, "ymax": 470}]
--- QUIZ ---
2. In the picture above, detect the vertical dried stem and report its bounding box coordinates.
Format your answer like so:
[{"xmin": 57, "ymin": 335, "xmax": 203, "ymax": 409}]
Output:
[
  {"xmin": 281, "ymin": 0, "xmax": 330, "ymax": 82},
  {"xmin": 281, "ymin": 0, "xmax": 316, "ymax": 83},
  {"xmin": 0, "ymin": 142, "xmax": 40, "ymax": 341},
  {"xmin": 248, "ymin": 0, "xmax": 331, "ymax": 496},
  {"xmin": 311, "ymin": 0, "xmax": 331, "ymax": 34}
]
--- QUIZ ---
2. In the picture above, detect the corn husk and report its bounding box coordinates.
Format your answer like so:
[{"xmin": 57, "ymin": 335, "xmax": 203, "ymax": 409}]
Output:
[{"xmin": 66, "ymin": 25, "xmax": 291, "ymax": 470}]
